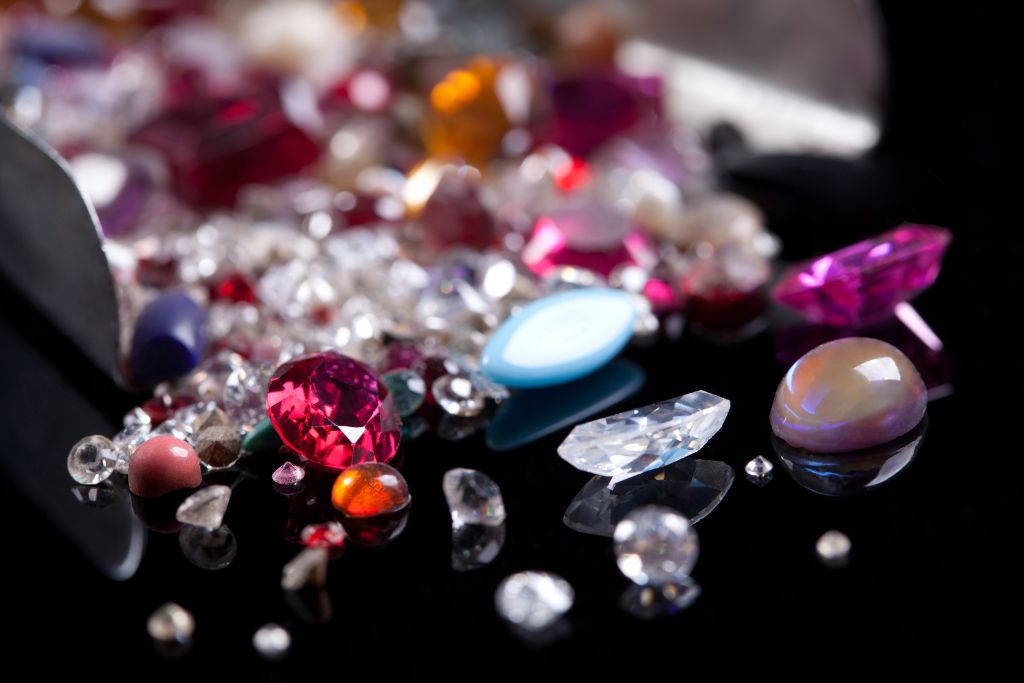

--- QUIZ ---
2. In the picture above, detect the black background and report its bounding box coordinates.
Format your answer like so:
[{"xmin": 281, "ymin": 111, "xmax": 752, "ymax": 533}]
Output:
[{"xmin": 0, "ymin": 2, "xmax": 1016, "ymax": 681}]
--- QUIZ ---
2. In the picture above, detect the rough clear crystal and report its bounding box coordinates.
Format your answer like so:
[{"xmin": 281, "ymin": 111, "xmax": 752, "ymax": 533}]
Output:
[
  {"xmin": 382, "ymin": 369, "xmax": 427, "ymax": 417},
  {"xmin": 223, "ymin": 362, "xmax": 273, "ymax": 433},
  {"xmin": 816, "ymin": 530, "xmax": 851, "ymax": 568},
  {"xmin": 272, "ymin": 462, "xmax": 306, "ymax": 486},
  {"xmin": 614, "ymin": 505, "xmax": 699, "ymax": 586},
  {"xmin": 433, "ymin": 375, "xmax": 485, "ymax": 417},
  {"xmin": 620, "ymin": 579, "xmax": 702, "ymax": 619},
  {"xmin": 442, "ymin": 468, "xmax": 506, "ymax": 527},
  {"xmin": 557, "ymin": 390, "xmax": 730, "ymax": 484},
  {"xmin": 147, "ymin": 602, "xmax": 194, "ymax": 643},
  {"xmin": 175, "ymin": 485, "xmax": 232, "ymax": 530},
  {"xmin": 113, "ymin": 422, "xmax": 151, "ymax": 474},
  {"xmin": 123, "ymin": 406, "xmax": 152, "ymax": 431},
  {"xmin": 154, "ymin": 417, "xmax": 194, "ymax": 444},
  {"xmin": 179, "ymin": 525, "xmax": 237, "ymax": 570},
  {"xmin": 564, "ymin": 459, "xmax": 733, "ymax": 537},
  {"xmin": 185, "ymin": 351, "xmax": 246, "ymax": 401},
  {"xmin": 253, "ymin": 623, "xmax": 291, "ymax": 660},
  {"xmin": 281, "ymin": 547, "xmax": 329, "ymax": 590},
  {"xmin": 495, "ymin": 571, "xmax": 574, "ymax": 631},
  {"xmin": 451, "ymin": 523, "xmax": 505, "ymax": 571},
  {"xmin": 744, "ymin": 454, "xmax": 773, "ymax": 484},
  {"xmin": 67, "ymin": 435, "xmax": 118, "ymax": 485}
]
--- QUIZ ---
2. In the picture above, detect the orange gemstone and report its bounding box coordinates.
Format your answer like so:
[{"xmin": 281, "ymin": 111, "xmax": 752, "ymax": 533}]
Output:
[
  {"xmin": 424, "ymin": 57, "xmax": 511, "ymax": 167},
  {"xmin": 331, "ymin": 463, "xmax": 411, "ymax": 517}
]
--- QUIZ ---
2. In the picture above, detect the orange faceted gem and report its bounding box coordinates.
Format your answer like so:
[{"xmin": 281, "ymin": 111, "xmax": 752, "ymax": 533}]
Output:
[
  {"xmin": 424, "ymin": 57, "xmax": 511, "ymax": 167},
  {"xmin": 331, "ymin": 463, "xmax": 411, "ymax": 518}
]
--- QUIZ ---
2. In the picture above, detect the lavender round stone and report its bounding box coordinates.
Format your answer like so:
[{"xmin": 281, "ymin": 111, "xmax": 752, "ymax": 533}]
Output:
[
  {"xmin": 130, "ymin": 292, "xmax": 207, "ymax": 386},
  {"xmin": 770, "ymin": 337, "xmax": 926, "ymax": 453}
]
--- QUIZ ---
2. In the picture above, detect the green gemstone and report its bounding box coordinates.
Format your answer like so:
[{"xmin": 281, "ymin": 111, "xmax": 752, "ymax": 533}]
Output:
[{"xmin": 242, "ymin": 417, "xmax": 282, "ymax": 453}]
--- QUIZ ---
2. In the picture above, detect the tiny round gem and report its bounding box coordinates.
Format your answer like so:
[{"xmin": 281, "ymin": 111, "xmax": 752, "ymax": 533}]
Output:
[
  {"xmin": 253, "ymin": 623, "xmax": 291, "ymax": 660},
  {"xmin": 147, "ymin": 602, "xmax": 195, "ymax": 643},
  {"xmin": 613, "ymin": 505, "xmax": 699, "ymax": 586},
  {"xmin": 382, "ymin": 369, "xmax": 427, "ymax": 417},
  {"xmin": 816, "ymin": 530, "xmax": 852, "ymax": 568},
  {"xmin": 495, "ymin": 571, "xmax": 574, "ymax": 631},
  {"xmin": 67, "ymin": 435, "xmax": 118, "ymax": 485},
  {"xmin": 432, "ymin": 375, "xmax": 485, "ymax": 417}
]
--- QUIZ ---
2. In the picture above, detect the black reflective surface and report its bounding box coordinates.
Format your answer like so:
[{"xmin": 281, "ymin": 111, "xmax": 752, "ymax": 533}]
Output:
[{"xmin": 1, "ymin": 4, "xmax": 1016, "ymax": 681}]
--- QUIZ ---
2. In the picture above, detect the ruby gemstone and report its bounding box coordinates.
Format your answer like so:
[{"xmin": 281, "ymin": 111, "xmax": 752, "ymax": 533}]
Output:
[
  {"xmin": 771, "ymin": 225, "xmax": 951, "ymax": 328},
  {"xmin": 266, "ymin": 352, "xmax": 401, "ymax": 471}
]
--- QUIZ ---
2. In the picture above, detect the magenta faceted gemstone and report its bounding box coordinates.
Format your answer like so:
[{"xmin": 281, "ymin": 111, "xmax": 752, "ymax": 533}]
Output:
[
  {"xmin": 771, "ymin": 225, "xmax": 951, "ymax": 328},
  {"xmin": 522, "ymin": 215, "xmax": 655, "ymax": 278},
  {"xmin": 266, "ymin": 352, "xmax": 401, "ymax": 471},
  {"xmin": 549, "ymin": 72, "xmax": 662, "ymax": 157}
]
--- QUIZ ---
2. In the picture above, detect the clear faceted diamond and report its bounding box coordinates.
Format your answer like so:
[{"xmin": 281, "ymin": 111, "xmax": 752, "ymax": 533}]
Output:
[
  {"xmin": 442, "ymin": 468, "xmax": 506, "ymax": 527},
  {"xmin": 281, "ymin": 547, "xmax": 329, "ymax": 590},
  {"xmin": 179, "ymin": 524, "xmax": 237, "ymax": 570},
  {"xmin": 175, "ymin": 485, "xmax": 232, "ymax": 530},
  {"xmin": 113, "ymin": 422, "xmax": 151, "ymax": 474},
  {"xmin": 154, "ymin": 417, "xmax": 194, "ymax": 444},
  {"xmin": 744, "ymin": 454, "xmax": 773, "ymax": 484},
  {"xmin": 614, "ymin": 505, "xmax": 699, "ymax": 586},
  {"xmin": 816, "ymin": 530, "xmax": 851, "ymax": 568},
  {"xmin": 557, "ymin": 390, "xmax": 729, "ymax": 484},
  {"xmin": 620, "ymin": 579, "xmax": 702, "ymax": 619},
  {"xmin": 67, "ymin": 435, "xmax": 118, "ymax": 485},
  {"xmin": 433, "ymin": 375, "xmax": 485, "ymax": 417},
  {"xmin": 123, "ymin": 406, "xmax": 152, "ymax": 430},
  {"xmin": 253, "ymin": 623, "xmax": 291, "ymax": 660},
  {"xmin": 184, "ymin": 351, "xmax": 246, "ymax": 401},
  {"xmin": 147, "ymin": 602, "xmax": 194, "ymax": 643},
  {"xmin": 272, "ymin": 462, "xmax": 306, "ymax": 486},
  {"xmin": 223, "ymin": 361, "xmax": 273, "ymax": 433},
  {"xmin": 495, "ymin": 571, "xmax": 574, "ymax": 631},
  {"xmin": 451, "ymin": 523, "xmax": 505, "ymax": 571},
  {"xmin": 564, "ymin": 459, "xmax": 733, "ymax": 537}
]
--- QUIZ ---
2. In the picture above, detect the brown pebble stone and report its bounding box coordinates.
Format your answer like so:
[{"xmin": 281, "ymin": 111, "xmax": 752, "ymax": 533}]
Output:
[{"xmin": 195, "ymin": 426, "xmax": 242, "ymax": 469}]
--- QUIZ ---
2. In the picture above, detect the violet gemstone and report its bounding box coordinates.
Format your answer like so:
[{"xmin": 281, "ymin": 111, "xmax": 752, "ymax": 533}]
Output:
[
  {"xmin": 130, "ymin": 292, "xmax": 207, "ymax": 386},
  {"xmin": 128, "ymin": 435, "xmax": 202, "ymax": 498},
  {"xmin": 770, "ymin": 337, "xmax": 927, "ymax": 453},
  {"xmin": 771, "ymin": 224, "xmax": 951, "ymax": 328}
]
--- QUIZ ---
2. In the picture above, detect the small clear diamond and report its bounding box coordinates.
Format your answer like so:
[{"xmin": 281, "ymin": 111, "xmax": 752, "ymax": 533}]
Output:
[
  {"xmin": 451, "ymin": 523, "xmax": 505, "ymax": 571},
  {"xmin": 147, "ymin": 602, "xmax": 194, "ymax": 643},
  {"xmin": 154, "ymin": 417, "xmax": 193, "ymax": 444},
  {"xmin": 223, "ymin": 362, "xmax": 273, "ymax": 433},
  {"xmin": 281, "ymin": 547, "xmax": 329, "ymax": 590},
  {"xmin": 557, "ymin": 390, "xmax": 730, "ymax": 484},
  {"xmin": 272, "ymin": 462, "xmax": 306, "ymax": 486},
  {"xmin": 816, "ymin": 530, "xmax": 851, "ymax": 568},
  {"xmin": 433, "ymin": 375, "xmax": 485, "ymax": 417},
  {"xmin": 614, "ymin": 505, "xmax": 699, "ymax": 586},
  {"xmin": 620, "ymin": 580, "xmax": 702, "ymax": 619},
  {"xmin": 744, "ymin": 455, "xmax": 773, "ymax": 484},
  {"xmin": 253, "ymin": 623, "xmax": 291, "ymax": 660},
  {"xmin": 175, "ymin": 485, "xmax": 232, "ymax": 530},
  {"xmin": 113, "ymin": 422, "xmax": 151, "ymax": 474},
  {"xmin": 495, "ymin": 571, "xmax": 574, "ymax": 631},
  {"xmin": 179, "ymin": 525, "xmax": 238, "ymax": 570},
  {"xmin": 382, "ymin": 369, "xmax": 427, "ymax": 417},
  {"xmin": 67, "ymin": 435, "xmax": 118, "ymax": 485},
  {"xmin": 442, "ymin": 468, "xmax": 506, "ymax": 527},
  {"xmin": 123, "ymin": 407, "xmax": 152, "ymax": 430}
]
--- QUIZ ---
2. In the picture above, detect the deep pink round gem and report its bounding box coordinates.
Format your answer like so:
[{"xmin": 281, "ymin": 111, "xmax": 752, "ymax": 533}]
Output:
[{"xmin": 266, "ymin": 352, "xmax": 401, "ymax": 471}]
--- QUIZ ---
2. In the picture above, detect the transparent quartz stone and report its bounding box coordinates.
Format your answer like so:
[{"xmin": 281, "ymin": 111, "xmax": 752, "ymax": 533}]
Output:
[
  {"xmin": 442, "ymin": 468, "xmax": 506, "ymax": 527},
  {"xmin": 223, "ymin": 361, "xmax": 273, "ymax": 433},
  {"xmin": 67, "ymin": 435, "xmax": 118, "ymax": 485},
  {"xmin": 113, "ymin": 422, "xmax": 151, "ymax": 474}
]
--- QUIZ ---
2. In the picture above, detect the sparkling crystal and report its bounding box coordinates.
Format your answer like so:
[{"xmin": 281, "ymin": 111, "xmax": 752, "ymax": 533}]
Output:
[
  {"xmin": 771, "ymin": 224, "xmax": 952, "ymax": 328},
  {"xmin": 382, "ymin": 369, "xmax": 427, "ymax": 417},
  {"xmin": 123, "ymin": 407, "xmax": 152, "ymax": 431},
  {"xmin": 614, "ymin": 506, "xmax": 699, "ymax": 586},
  {"xmin": 253, "ymin": 623, "xmax": 291, "ymax": 660},
  {"xmin": 816, "ymin": 530, "xmax": 851, "ymax": 568},
  {"xmin": 301, "ymin": 522, "xmax": 346, "ymax": 549},
  {"xmin": 442, "ymin": 468, "xmax": 506, "ymax": 527},
  {"xmin": 67, "ymin": 435, "xmax": 118, "ymax": 485},
  {"xmin": 281, "ymin": 547, "xmax": 329, "ymax": 590},
  {"xmin": 224, "ymin": 361, "xmax": 273, "ymax": 433},
  {"xmin": 179, "ymin": 524, "xmax": 237, "ymax": 571},
  {"xmin": 70, "ymin": 483, "xmax": 124, "ymax": 508},
  {"xmin": 564, "ymin": 459, "xmax": 733, "ymax": 537},
  {"xmin": 495, "ymin": 571, "xmax": 574, "ymax": 632},
  {"xmin": 175, "ymin": 485, "xmax": 232, "ymax": 530},
  {"xmin": 620, "ymin": 580, "xmax": 701, "ymax": 620},
  {"xmin": 272, "ymin": 462, "xmax": 306, "ymax": 486},
  {"xmin": 557, "ymin": 390, "xmax": 730, "ymax": 484},
  {"xmin": 184, "ymin": 351, "xmax": 245, "ymax": 402},
  {"xmin": 744, "ymin": 455, "xmax": 774, "ymax": 485},
  {"xmin": 147, "ymin": 603, "xmax": 194, "ymax": 643},
  {"xmin": 451, "ymin": 523, "xmax": 505, "ymax": 572},
  {"xmin": 266, "ymin": 352, "xmax": 401, "ymax": 470},
  {"xmin": 113, "ymin": 422, "xmax": 151, "ymax": 474},
  {"xmin": 433, "ymin": 375, "xmax": 485, "ymax": 417},
  {"xmin": 153, "ymin": 417, "xmax": 193, "ymax": 444}
]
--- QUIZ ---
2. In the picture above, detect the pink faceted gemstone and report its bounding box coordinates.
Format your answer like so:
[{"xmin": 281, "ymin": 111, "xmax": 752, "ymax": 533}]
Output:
[
  {"xmin": 522, "ymin": 215, "xmax": 656, "ymax": 278},
  {"xmin": 771, "ymin": 225, "xmax": 951, "ymax": 328},
  {"xmin": 266, "ymin": 352, "xmax": 401, "ymax": 471}
]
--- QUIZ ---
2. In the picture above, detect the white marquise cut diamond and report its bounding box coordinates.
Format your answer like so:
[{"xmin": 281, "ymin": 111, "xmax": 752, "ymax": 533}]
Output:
[{"xmin": 557, "ymin": 390, "xmax": 730, "ymax": 484}]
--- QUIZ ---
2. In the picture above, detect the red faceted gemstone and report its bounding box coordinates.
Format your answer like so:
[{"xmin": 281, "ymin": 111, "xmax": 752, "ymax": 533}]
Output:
[
  {"xmin": 771, "ymin": 224, "xmax": 952, "ymax": 328},
  {"xmin": 142, "ymin": 394, "xmax": 195, "ymax": 426},
  {"xmin": 266, "ymin": 352, "xmax": 401, "ymax": 470},
  {"xmin": 210, "ymin": 272, "xmax": 258, "ymax": 304}
]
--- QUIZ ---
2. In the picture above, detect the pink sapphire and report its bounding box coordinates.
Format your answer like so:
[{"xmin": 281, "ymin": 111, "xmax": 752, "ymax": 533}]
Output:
[
  {"xmin": 549, "ymin": 72, "xmax": 662, "ymax": 157},
  {"xmin": 522, "ymin": 215, "xmax": 655, "ymax": 278},
  {"xmin": 266, "ymin": 352, "xmax": 401, "ymax": 471},
  {"xmin": 771, "ymin": 225, "xmax": 951, "ymax": 328}
]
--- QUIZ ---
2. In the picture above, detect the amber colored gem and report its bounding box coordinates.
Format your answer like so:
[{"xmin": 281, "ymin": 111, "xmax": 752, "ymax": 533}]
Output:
[
  {"xmin": 331, "ymin": 463, "xmax": 411, "ymax": 518},
  {"xmin": 424, "ymin": 57, "xmax": 511, "ymax": 167}
]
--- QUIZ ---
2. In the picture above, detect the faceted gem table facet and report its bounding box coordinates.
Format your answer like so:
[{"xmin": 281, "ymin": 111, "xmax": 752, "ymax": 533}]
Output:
[{"xmin": 266, "ymin": 352, "xmax": 401, "ymax": 470}]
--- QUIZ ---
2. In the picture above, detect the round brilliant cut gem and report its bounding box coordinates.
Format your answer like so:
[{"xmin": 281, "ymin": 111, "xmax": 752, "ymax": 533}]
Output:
[
  {"xmin": 613, "ymin": 505, "xmax": 699, "ymax": 586},
  {"xmin": 67, "ymin": 435, "xmax": 118, "ymax": 485},
  {"xmin": 266, "ymin": 352, "xmax": 401, "ymax": 470}
]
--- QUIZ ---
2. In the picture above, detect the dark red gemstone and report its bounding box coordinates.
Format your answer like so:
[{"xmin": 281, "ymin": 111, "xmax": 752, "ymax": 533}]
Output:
[
  {"xmin": 549, "ymin": 72, "xmax": 662, "ymax": 157},
  {"xmin": 210, "ymin": 272, "xmax": 258, "ymax": 304},
  {"xmin": 142, "ymin": 394, "xmax": 196, "ymax": 426}
]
